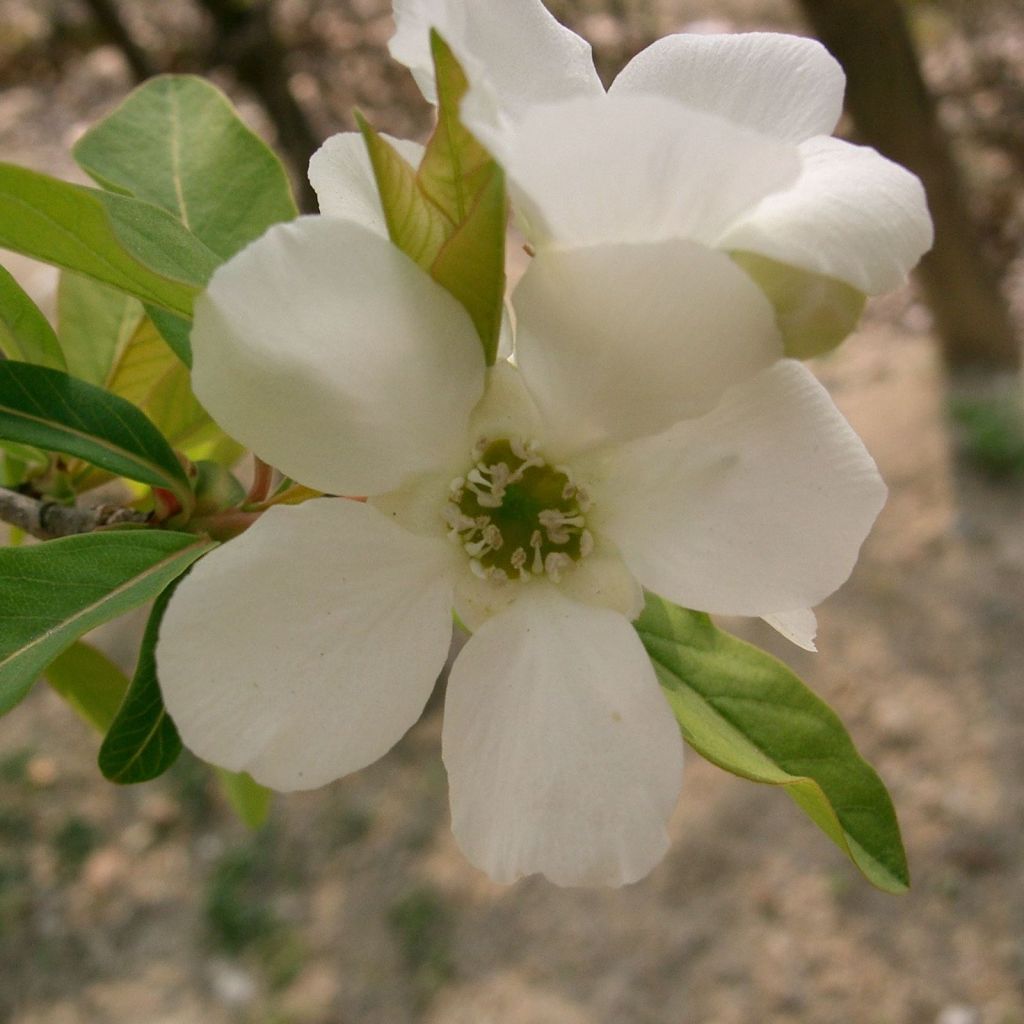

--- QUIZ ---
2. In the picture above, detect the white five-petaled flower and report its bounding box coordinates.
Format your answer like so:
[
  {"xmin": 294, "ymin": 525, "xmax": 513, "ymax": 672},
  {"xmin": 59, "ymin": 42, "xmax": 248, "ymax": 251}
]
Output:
[{"xmin": 155, "ymin": 12, "xmax": 929, "ymax": 887}]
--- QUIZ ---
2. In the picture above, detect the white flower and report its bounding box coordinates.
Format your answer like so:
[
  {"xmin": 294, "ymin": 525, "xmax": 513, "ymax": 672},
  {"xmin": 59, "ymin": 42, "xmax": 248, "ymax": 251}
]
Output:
[
  {"xmin": 156, "ymin": 198, "xmax": 887, "ymax": 885},
  {"xmin": 387, "ymin": 3, "xmax": 933, "ymax": 334}
]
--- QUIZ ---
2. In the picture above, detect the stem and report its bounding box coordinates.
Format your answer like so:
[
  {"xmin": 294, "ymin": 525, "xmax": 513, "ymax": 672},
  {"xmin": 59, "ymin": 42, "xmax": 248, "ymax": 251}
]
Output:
[
  {"xmin": 245, "ymin": 455, "xmax": 275, "ymax": 505},
  {"xmin": 0, "ymin": 487, "xmax": 148, "ymax": 541}
]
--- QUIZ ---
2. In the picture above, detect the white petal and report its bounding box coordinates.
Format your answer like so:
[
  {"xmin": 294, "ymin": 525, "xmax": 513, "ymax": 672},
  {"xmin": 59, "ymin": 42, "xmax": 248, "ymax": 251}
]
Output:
[
  {"xmin": 389, "ymin": 0, "xmax": 602, "ymax": 120},
  {"xmin": 308, "ymin": 131, "xmax": 424, "ymax": 236},
  {"xmin": 443, "ymin": 587, "xmax": 683, "ymax": 886},
  {"xmin": 513, "ymin": 240, "xmax": 781, "ymax": 453},
  {"xmin": 763, "ymin": 608, "xmax": 818, "ymax": 652},
  {"xmin": 191, "ymin": 217, "xmax": 484, "ymax": 496},
  {"xmin": 157, "ymin": 499, "xmax": 456, "ymax": 791},
  {"xmin": 470, "ymin": 93, "xmax": 800, "ymax": 249},
  {"xmin": 611, "ymin": 32, "xmax": 844, "ymax": 143},
  {"xmin": 721, "ymin": 136, "xmax": 934, "ymax": 294},
  {"xmin": 595, "ymin": 360, "xmax": 887, "ymax": 617}
]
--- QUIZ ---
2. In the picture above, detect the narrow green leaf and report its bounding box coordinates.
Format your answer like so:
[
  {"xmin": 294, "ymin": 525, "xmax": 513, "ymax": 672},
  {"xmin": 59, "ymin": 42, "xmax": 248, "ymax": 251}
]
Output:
[
  {"xmin": 75, "ymin": 74, "xmax": 297, "ymax": 261},
  {"xmin": 418, "ymin": 31, "xmax": 495, "ymax": 224},
  {"xmin": 0, "ymin": 361, "xmax": 191, "ymax": 503},
  {"xmin": 0, "ymin": 162, "xmax": 219, "ymax": 318},
  {"xmin": 731, "ymin": 251, "xmax": 866, "ymax": 360},
  {"xmin": 357, "ymin": 112, "xmax": 450, "ymax": 269},
  {"xmin": 98, "ymin": 582, "xmax": 182, "ymax": 783},
  {"xmin": 0, "ymin": 530, "xmax": 215, "ymax": 714},
  {"xmin": 216, "ymin": 768, "xmax": 274, "ymax": 829},
  {"xmin": 430, "ymin": 166, "xmax": 506, "ymax": 365},
  {"xmin": 636, "ymin": 593, "xmax": 909, "ymax": 893},
  {"xmin": 45, "ymin": 640, "xmax": 129, "ymax": 733},
  {"xmin": 57, "ymin": 272, "xmax": 144, "ymax": 386},
  {"xmin": 0, "ymin": 265, "xmax": 65, "ymax": 370}
]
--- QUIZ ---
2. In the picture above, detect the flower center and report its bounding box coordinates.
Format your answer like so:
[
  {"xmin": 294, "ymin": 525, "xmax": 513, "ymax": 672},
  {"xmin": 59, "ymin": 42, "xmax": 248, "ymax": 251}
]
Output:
[{"xmin": 444, "ymin": 438, "xmax": 593, "ymax": 583}]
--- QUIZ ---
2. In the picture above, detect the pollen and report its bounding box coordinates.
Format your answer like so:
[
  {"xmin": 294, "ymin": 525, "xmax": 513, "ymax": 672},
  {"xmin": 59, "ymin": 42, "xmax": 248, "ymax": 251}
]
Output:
[{"xmin": 444, "ymin": 438, "xmax": 593, "ymax": 583}]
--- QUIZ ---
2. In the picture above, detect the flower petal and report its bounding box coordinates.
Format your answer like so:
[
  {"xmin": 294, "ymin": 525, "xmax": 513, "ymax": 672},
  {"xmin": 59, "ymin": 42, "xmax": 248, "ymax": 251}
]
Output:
[
  {"xmin": 513, "ymin": 240, "xmax": 781, "ymax": 453},
  {"xmin": 721, "ymin": 136, "xmax": 933, "ymax": 294},
  {"xmin": 763, "ymin": 608, "xmax": 818, "ymax": 652},
  {"xmin": 308, "ymin": 131, "xmax": 424, "ymax": 236},
  {"xmin": 594, "ymin": 360, "xmax": 887, "ymax": 617},
  {"xmin": 443, "ymin": 586, "xmax": 683, "ymax": 886},
  {"xmin": 389, "ymin": 0, "xmax": 602, "ymax": 119},
  {"xmin": 610, "ymin": 32, "xmax": 844, "ymax": 143},
  {"xmin": 191, "ymin": 217, "xmax": 485, "ymax": 496},
  {"xmin": 469, "ymin": 93, "xmax": 800, "ymax": 249},
  {"xmin": 157, "ymin": 499, "xmax": 457, "ymax": 791}
]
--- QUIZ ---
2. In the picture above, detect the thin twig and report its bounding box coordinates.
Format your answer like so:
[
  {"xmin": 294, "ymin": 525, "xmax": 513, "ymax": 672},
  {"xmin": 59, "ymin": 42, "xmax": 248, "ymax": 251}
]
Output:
[{"xmin": 0, "ymin": 487, "xmax": 148, "ymax": 541}]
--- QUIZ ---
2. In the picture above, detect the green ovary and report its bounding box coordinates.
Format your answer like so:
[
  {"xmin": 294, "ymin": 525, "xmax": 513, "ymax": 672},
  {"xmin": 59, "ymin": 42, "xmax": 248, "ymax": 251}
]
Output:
[{"xmin": 445, "ymin": 438, "xmax": 593, "ymax": 583}]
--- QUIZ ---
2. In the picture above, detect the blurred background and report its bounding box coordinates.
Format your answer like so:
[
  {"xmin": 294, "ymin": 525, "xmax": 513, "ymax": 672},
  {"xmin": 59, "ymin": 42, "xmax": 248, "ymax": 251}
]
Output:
[{"xmin": 1, "ymin": 1, "xmax": 1023, "ymax": 1022}]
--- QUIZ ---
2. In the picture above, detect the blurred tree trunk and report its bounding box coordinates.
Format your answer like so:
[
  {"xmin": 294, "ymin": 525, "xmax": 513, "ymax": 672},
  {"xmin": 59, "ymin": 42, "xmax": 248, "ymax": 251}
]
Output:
[
  {"xmin": 81, "ymin": 0, "xmax": 156, "ymax": 80},
  {"xmin": 196, "ymin": 0, "xmax": 320, "ymax": 211},
  {"xmin": 795, "ymin": 0, "xmax": 1020, "ymax": 373}
]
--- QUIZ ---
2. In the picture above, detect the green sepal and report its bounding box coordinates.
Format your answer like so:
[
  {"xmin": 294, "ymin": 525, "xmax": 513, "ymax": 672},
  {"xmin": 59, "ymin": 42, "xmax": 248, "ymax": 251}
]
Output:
[
  {"xmin": 0, "ymin": 264, "xmax": 65, "ymax": 370},
  {"xmin": 0, "ymin": 360, "xmax": 192, "ymax": 509},
  {"xmin": 731, "ymin": 251, "xmax": 866, "ymax": 360},
  {"xmin": 0, "ymin": 161, "xmax": 218, "ymax": 319},
  {"xmin": 98, "ymin": 581, "xmax": 183, "ymax": 784},
  {"xmin": 216, "ymin": 769, "xmax": 274, "ymax": 829},
  {"xmin": 635, "ymin": 592, "xmax": 909, "ymax": 893},
  {"xmin": 74, "ymin": 74, "xmax": 298, "ymax": 261},
  {"xmin": 0, "ymin": 530, "xmax": 216, "ymax": 715}
]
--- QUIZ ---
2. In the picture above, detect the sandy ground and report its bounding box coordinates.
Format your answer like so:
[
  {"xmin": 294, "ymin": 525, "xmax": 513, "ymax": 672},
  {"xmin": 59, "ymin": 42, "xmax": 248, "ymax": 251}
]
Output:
[{"xmin": 1, "ymin": 2, "xmax": 1023, "ymax": 1023}]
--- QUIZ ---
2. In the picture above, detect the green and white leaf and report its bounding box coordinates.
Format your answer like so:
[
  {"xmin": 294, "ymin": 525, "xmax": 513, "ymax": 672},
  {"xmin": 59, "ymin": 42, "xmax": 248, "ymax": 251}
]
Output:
[
  {"xmin": 0, "ymin": 264, "xmax": 65, "ymax": 370},
  {"xmin": 75, "ymin": 74, "xmax": 297, "ymax": 261},
  {"xmin": 45, "ymin": 640, "xmax": 129, "ymax": 734},
  {"xmin": 636, "ymin": 593, "xmax": 909, "ymax": 893},
  {"xmin": 0, "ymin": 162, "xmax": 218, "ymax": 318},
  {"xmin": 98, "ymin": 581, "xmax": 182, "ymax": 784},
  {"xmin": 0, "ymin": 360, "xmax": 191, "ymax": 505},
  {"xmin": 0, "ymin": 530, "xmax": 215, "ymax": 715}
]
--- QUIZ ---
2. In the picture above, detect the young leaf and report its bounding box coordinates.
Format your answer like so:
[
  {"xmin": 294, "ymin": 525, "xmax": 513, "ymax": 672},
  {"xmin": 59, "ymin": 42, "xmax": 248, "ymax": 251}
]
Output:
[
  {"xmin": 357, "ymin": 113, "xmax": 450, "ymax": 269},
  {"xmin": 0, "ymin": 530, "xmax": 216, "ymax": 714},
  {"xmin": 0, "ymin": 162, "xmax": 218, "ymax": 318},
  {"xmin": 0, "ymin": 265, "xmax": 65, "ymax": 370},
  {"xmin": 98, "ymin": 581, "xmax": 182, "ymax": 783},
  {"xmin": 57, "ymin": 272, "xmax": 144, "ymax": 386},
  {"xmin": 0, "ymin": 361, "xmax": 191, "ymax": 505},
  {"xmin": 45, "ymin": 640, "xmax": 129, "ymax": 734},
  {"xmin": 216, "ymin": 769, "xmax": 274, "ymax": 829},
  {"xmin": 358, "ymin": 34, "xmax": 507, "ymax": 365},
  {"xmin": 74, "ymin": 75, "xmax": 298, "ymax": 261},
  {"xmin": 635, "ymin": 593, "xmax": 909, "ymax": 893}
]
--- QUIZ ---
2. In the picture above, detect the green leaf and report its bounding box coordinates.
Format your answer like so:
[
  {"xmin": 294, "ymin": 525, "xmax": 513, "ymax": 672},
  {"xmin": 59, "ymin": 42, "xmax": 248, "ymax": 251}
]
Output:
[
  {"xmin": 0, "ymin": 361, "xmax": 191, "ymax": 505},
  {"xmin": 216, "ymin": 769, "xmax": 274, "ymax": 829},
  {"xmin": 98, "ymin": 582, "xmax": 182, "ymax": 783},
  {"xmin": 145, "ymin": 305, "xmax": 193, "ymax": 366},
  {"xmin": 358, "ymin": 34, "xmax": 507, "ymax": 365},
  {"xmin": 45, "ymin": 640, "xmax": 129, "ymax": 733},
  {"xmin": 430, "ymin": 165, "xmax": 506, "ymax": 365},
  {"xmin": 0, "ymin": 530, "xmax": 215, "ymax": 714},
  {"xmin": 0, "ymin": 265, "xmax": 65, "ymax": 370},
  {"xmin": 75, "ymin": 74, "xmax": 298, "ymax": 261},
  {"xmin": 0, "ymin": 162, "xmax": 219, "ymax": 318},
  {"xmin": 418, "ymin": 31, "xmax": 496, "ymax": 225},
  {"xmin": 57, "ymin": 272, "xmax": 144, "ymax": 386},
  {"xmin": 635, "ymin": 593, "xmax": 909, "ymax": 893},
  {"xmin": 358, "ymin": 112, "xmax": 450, "ymax": 268},
  {"xmin": 731, "ymin": 251, "xmax": 866, "ymax": 360}
]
